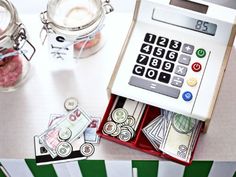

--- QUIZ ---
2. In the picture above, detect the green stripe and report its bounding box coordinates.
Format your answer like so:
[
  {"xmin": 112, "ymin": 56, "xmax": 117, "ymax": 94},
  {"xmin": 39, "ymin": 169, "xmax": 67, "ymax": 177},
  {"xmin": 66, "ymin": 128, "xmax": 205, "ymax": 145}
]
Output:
[
  {"xmin": 132, "ymin": 160, "xmax": 158, "ymax": 177},
  {"xmin": 233, "ymin": 170, "xmax": 236, "ymax": 177},
  {"xmin": 0, "ymin": 166, "xmax": 6, "ymax": 177},
  {"xmin": 25, "ymin": 159, "xmax": 57, "ymax": 177},
  {"xmin": 183, "ymin": 161, "xmax": 213, "ymax": 177},
  {"xmin": 79, "ymin": 160, "xmax": 107, "ymax": 177}
]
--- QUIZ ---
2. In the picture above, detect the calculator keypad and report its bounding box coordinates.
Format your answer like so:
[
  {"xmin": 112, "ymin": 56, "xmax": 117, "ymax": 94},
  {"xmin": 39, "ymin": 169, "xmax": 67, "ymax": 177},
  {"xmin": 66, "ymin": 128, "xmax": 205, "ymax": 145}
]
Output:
[{"xmin": 129, "ymin": 33, "xmax": 208, "ymax": 100}]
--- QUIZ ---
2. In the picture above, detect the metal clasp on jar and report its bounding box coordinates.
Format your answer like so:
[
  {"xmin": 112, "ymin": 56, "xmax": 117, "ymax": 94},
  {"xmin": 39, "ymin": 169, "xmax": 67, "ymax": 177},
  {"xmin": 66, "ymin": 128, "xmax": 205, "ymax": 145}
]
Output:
[
  {"xmin": 102, "ymin": 0, "xmax": 114, "ymax": 14},
  {"xmin": 11, "ymin": 24, "xmax": 36, "ymax": 61},
  {"xmin": 40, "ymin": 11, "xmax": 54, "ymax": 44}
]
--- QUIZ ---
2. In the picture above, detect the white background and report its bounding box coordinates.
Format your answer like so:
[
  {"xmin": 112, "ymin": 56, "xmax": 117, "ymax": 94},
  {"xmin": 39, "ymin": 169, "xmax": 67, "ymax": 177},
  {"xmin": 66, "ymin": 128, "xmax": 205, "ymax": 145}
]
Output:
[{"xmin": 1, "ymin": 0, "xmax": 236, "ymax": 161}]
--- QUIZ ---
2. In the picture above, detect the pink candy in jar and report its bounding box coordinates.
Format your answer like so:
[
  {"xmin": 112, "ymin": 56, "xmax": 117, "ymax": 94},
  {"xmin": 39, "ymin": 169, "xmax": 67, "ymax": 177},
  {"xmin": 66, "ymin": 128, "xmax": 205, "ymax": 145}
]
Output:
[{"xmin": 0, "ymin": 49, "xmax": 23, "ymax": 87}]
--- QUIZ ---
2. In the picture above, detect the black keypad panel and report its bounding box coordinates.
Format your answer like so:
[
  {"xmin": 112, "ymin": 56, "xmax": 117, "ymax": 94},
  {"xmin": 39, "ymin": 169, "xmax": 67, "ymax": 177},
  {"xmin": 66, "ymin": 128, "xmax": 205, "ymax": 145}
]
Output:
[{"xmin": 130, "ymin": 33, "xmax": 194, "ymax": 98}]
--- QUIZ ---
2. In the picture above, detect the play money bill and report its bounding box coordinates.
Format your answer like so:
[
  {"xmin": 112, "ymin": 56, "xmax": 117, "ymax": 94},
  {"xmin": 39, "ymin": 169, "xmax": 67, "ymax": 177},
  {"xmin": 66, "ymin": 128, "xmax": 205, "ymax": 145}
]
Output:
[
  {"xmin": 159, "ymin": 113, "xmax": 202, "ymax": 163},
  {"xmin": 39, "ymin": 106, "xmax": 91, "ymax": 158},
  {"xmin": 84, "ymin": 117, "xmax": 101, "ymax": 144}
]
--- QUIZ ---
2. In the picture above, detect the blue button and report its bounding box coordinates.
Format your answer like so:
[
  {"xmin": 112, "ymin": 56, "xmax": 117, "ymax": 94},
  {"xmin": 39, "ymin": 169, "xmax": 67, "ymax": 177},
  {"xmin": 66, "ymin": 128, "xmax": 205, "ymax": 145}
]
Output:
[{"xmin": 182, "ymin": 91, "xmax": 193, "ymax": 101}]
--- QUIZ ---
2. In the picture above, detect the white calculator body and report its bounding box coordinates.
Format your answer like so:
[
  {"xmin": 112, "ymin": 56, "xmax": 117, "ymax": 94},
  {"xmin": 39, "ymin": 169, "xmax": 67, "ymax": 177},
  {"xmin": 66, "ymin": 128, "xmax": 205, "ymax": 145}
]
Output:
[{"xmin": 110, "ymin": 0, "xmax": 236, "ymax": 121}]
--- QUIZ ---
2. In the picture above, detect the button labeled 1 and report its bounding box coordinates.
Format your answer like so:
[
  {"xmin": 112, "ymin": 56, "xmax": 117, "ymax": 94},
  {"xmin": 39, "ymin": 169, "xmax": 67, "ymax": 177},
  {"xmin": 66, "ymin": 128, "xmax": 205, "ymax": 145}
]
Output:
[{"xmin": 192, "ymin": 62, "xmax": 202, "ymax": 72}]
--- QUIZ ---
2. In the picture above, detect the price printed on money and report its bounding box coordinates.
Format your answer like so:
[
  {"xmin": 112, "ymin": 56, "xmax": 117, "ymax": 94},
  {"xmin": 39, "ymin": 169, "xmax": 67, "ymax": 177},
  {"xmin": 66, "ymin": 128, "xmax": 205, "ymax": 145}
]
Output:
[
  {"xmin": 39, "ymin": 106, "xmax": 92, "ymax": 158},
  {"xmin": 143, "ymin": 109, "xmax": 203, "ymax": 163}
]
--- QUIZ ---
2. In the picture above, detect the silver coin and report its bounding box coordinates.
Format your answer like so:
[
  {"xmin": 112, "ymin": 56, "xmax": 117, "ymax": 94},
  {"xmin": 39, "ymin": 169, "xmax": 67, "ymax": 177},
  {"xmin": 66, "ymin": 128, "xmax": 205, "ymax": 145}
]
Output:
[
  {"xmin": 122, "ymin": 126, "xmax": 135, "ymax": 138},
  {"xmin": 111, "ymin": 124, "xmax": 122, "ymax": 137},
  {"xmin": 118, "ymin": 129, "xmax": 132, "ymax": 142},
  {"xmin": 58, "ymin": 128, "xmax": 72, "ymax": 141},
  {"xmin": 124, "ymin": 116, "xmax": 135, "ymax": 127},
  {"xmin": 80, "ymin": 143, "xmax": 95, "ymax": 157},
  {"xmin": 103, "ymin": 121, "xmax": 117, "ymax": 134},
  {"xmin": 112, "ymin": 108, "xmax": 128, "ymax": 123},
  {"xmin": 64, "ymin": 97, "xmax": 79, "ymax": 111},
  {"xmin": 56, "ymin": 142, "xmax": 73, "ymax": 157}
]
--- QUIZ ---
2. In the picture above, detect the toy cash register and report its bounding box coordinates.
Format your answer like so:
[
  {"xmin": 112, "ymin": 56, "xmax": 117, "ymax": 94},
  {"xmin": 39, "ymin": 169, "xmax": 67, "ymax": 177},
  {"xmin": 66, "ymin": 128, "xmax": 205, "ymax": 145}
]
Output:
[
  {"xmin": 97, "ymin": 0, "xmax": 236, "ymax": 165},
  {"xmin": 109, "ymin": 0, "xmax": 236, "ymax": 128}
]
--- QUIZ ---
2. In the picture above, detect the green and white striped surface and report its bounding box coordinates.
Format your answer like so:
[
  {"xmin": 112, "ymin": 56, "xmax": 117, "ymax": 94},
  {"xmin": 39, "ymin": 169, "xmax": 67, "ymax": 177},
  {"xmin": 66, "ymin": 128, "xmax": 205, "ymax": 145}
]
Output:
[{"xmin": 1, "ymin": 160, "xmax": 236, "ymax": 177}]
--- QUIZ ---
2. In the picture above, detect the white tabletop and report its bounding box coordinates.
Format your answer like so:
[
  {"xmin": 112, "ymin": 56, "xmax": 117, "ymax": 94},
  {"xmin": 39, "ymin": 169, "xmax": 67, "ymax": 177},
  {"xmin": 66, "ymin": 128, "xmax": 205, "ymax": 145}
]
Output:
[{"xmin": 0, "ymin": 11, "xmax": 236, "ymax": 161}]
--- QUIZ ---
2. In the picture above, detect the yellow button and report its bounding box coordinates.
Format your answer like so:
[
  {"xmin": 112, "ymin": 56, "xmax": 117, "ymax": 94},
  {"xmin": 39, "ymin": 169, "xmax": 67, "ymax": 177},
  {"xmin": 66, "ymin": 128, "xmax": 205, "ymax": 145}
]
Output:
[{"xmin": 187, "ymin": 77, "xmax": 198, "ymax": 87}]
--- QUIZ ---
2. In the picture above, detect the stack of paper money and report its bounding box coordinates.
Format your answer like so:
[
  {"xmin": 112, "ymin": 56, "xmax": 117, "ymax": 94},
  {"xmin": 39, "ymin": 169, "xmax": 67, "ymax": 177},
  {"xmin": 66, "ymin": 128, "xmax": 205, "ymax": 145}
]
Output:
[
  {"xmin": 34, "ymin": 97, "xmax": 101, "ymax": 165},
  {"xmin": 143, "ymin": 109, "xmax": 202, "ymax": 163}
]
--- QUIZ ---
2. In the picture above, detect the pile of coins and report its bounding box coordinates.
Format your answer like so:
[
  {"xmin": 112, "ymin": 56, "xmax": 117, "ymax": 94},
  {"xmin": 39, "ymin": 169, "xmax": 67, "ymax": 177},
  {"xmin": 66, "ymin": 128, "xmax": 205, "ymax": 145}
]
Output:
[
  {"xmin": 36, "ymin": 97, "xmax": 95, "ymax": 160},
  {"xmin": 102, "ymin": 108, "xmax": 136, "ymax": 142}
]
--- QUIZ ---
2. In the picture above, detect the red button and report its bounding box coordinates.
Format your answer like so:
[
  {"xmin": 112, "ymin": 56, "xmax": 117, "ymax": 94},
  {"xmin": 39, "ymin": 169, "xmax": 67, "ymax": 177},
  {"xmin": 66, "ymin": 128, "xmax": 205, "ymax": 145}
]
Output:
[{"xmin": 192, "ymin": 62, "xmax": 202, "ymax": 72}]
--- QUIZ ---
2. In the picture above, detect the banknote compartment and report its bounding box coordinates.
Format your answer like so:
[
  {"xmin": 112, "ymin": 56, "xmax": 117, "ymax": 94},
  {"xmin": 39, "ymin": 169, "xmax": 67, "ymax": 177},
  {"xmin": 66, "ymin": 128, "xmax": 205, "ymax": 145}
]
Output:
[{"xmin": 97, "ymin": 94, "xmax": 205, "ymax": 165}]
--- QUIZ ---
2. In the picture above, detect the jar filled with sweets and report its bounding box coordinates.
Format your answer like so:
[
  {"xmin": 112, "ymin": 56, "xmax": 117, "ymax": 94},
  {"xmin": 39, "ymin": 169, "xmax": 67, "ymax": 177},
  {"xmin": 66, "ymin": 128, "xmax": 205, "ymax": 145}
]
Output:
[
  {"xmin": 0, "ymin": 0, "xmax": 35, "ymax": 92},
  {"xmin": 40, "ymin": 0, "xmax": 113, "ymax": 59}
]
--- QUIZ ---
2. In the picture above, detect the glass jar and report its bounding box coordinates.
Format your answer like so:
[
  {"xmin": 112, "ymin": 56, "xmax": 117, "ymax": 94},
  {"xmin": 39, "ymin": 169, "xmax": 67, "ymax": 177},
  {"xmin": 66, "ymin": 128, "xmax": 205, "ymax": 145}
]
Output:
[
  {"xmin": 40, "ymin": 0, "xmax": 113, "ymax": 59},
  {"xmin": 0, "ymin": 0, "xmax": 35, "ymax": 92}
]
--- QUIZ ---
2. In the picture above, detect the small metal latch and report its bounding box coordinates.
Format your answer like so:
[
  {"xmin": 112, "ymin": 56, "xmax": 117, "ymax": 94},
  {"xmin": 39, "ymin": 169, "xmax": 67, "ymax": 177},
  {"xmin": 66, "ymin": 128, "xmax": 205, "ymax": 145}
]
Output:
[
  {"xmin": 102, "ymin": 0, "xmax": 114, "ymax": 14},
  {"xmin": 40, "ymin": 11, "xmax": 54, "ymax": 45},
  {"xmin": 11, "ymin": 24, "xmax": 36, "ymax": 61}
]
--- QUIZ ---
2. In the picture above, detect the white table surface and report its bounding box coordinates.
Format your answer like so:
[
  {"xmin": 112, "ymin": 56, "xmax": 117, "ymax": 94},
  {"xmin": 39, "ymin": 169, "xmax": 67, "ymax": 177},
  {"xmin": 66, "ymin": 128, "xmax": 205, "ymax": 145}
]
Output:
[{"xmin": 0, "ymin": 11, "xmax": 236, "ymax": 161}]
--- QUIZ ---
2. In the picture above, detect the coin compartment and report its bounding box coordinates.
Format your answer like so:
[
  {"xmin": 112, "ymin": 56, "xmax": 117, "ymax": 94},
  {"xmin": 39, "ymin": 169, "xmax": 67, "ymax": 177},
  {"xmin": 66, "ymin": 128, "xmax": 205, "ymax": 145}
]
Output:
[{"xmin": 97, "ymin": 94, "xmax": 204, "ymax": 165}]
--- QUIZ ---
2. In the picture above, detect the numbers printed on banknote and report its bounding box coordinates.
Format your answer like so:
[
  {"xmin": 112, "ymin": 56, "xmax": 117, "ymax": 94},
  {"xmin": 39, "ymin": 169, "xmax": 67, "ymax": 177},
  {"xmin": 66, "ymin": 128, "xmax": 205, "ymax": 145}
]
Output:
[
  {"xmin": 143, "ymin": 109, "xmax": 202, "ymax": 163},
  {"xmin": 39, "ymin": 106, "xmax": 92, "ymax": 158}
]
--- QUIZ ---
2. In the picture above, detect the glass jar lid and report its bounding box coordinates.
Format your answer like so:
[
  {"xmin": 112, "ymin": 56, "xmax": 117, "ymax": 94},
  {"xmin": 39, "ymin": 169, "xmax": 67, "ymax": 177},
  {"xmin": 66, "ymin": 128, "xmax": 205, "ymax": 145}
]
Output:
[
  {"xmin": 47, "ymin": 0, "xmax": 103, "ymax": 31},
  {"xmin": 0, "ymin": 0, "xmax": 15, "ymax": 37}
]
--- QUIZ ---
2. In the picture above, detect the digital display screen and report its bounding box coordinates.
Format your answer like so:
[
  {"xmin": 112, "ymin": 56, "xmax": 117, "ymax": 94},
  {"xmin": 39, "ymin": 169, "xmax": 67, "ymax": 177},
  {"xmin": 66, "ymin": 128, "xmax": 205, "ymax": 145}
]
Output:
[
  {"xmin": 152, "ymin": 9, "xmax": 217, "ymax": 36},
  {"xmin": 170, "ymin": 0, "xmax": 209, "ymax": 14}
]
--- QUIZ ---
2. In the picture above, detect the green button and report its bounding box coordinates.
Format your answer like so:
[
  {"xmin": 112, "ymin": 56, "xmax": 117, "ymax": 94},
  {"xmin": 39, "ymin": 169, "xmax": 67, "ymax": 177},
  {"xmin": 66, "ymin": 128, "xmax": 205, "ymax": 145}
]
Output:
[{"xmin": 196, "ymin": 48, "xmax": 206, "ymax": 58}]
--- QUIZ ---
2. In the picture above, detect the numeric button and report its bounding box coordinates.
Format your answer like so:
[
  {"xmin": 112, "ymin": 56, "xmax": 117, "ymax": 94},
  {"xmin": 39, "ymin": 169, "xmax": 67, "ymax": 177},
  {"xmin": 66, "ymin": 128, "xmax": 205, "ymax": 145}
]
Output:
[
  {"xmin": 156, "ymin": 36, "xmax": 169, "ymax": 47},
  {"xmin": 169, "ymin": 40, "xmax": 182, "ymax": 51},
  {"xmin": 140, "ymin": 43, "xmax": 153, "ymax": 54},
  {"xmin": 153, "ymin": 47, "xmax": 165, "ymax": 58},
  {"xmin": 145, "ymin": 69, "xmax": 158, "ymax": 80},
  {"xmin": 162, "ymin": 61, "xmax": 174, "ymax": 72},
  {"xmin": 158, "ymin": 72, "xmax": 171, "ymax": 83},
  {"xmin": 149, "ymin": 58, "xmax": 161, "ymax": 69},
  {"xmin": 133, "ymin": 65, "xmax": 145, "ymax": 76},
  {"xmin": 137, "ymin": 54, "xmax": 149, "ymax": 65},
  {"xmin": 166, "ymin": 51, "xmax": 178, "ymax": 62},
  {"xmin": 144, "ymin": 33, "xmax": 156, "ymax": 44}
]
